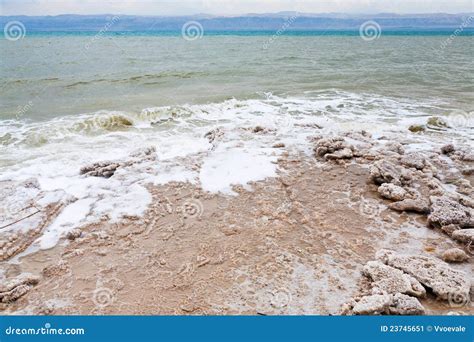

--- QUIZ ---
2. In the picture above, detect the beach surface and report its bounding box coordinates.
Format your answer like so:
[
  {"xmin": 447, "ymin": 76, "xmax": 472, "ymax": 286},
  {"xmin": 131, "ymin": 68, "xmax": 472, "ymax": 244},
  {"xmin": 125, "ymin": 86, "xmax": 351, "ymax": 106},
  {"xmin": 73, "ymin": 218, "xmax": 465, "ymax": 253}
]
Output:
[{"xmin": 1, "ymin": 123, "xmax": 473, "ymax": 315}]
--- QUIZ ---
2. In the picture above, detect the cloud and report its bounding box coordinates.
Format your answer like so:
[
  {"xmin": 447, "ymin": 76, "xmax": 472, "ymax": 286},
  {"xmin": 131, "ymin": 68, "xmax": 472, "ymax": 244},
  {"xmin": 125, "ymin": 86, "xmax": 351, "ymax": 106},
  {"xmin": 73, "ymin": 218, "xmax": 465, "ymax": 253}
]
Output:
[{"xmin": 0, "ymin": 0, "xmax": 472, "ymax": 16}]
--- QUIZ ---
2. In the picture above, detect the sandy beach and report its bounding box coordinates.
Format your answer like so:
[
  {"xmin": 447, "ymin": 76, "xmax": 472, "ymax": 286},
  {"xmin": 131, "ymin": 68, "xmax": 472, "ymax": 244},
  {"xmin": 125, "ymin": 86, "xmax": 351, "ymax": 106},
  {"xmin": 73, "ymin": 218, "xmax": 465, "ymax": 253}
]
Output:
[{"xmin": 1, "ymin": 123, "xmax": 473, "ymax": 315}]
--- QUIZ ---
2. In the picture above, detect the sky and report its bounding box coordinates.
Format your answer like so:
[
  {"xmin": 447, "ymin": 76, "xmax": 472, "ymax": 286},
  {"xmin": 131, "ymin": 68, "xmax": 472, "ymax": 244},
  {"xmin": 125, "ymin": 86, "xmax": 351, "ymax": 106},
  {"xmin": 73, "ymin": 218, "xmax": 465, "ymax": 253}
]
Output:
[{"xmin": 0, "ymin": 0, "xmax": 473, "ymax": 16}]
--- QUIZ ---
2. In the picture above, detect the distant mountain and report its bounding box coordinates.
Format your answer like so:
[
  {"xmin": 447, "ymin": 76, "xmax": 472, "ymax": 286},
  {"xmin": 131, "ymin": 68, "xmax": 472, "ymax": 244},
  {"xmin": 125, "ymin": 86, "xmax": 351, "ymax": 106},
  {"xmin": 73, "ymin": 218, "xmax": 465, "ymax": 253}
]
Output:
[{"xmin": 0, "ymin": 13, "xmax": 473, "ymax": 32}]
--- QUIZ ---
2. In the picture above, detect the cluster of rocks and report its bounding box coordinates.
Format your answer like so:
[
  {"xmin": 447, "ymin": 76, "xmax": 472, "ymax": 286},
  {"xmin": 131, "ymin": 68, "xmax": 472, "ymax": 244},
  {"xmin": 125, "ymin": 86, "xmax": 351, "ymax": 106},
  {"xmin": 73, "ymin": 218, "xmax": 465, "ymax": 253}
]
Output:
[
  {"xmin": 80, "ymin": 146, "xmax": 156, "ymax": 178},
  {"xmin": 313, "ymin": 134, "xmax": 473, "ymax": 258},
  {"xmin": 342, "ymin": 250, "xmax": 471, "ymax": 315},
  {"xmin": 369, "ymin": 145, "xmax": 473, "ymax": 251}
]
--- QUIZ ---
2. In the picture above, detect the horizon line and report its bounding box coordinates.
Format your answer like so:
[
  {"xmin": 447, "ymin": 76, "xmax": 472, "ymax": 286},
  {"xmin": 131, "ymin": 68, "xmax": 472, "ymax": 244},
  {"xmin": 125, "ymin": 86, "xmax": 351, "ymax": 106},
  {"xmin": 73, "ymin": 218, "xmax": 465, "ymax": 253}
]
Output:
[{"xmin": 2, "ymin": 11, "xmax": 474, "ymax": 18}]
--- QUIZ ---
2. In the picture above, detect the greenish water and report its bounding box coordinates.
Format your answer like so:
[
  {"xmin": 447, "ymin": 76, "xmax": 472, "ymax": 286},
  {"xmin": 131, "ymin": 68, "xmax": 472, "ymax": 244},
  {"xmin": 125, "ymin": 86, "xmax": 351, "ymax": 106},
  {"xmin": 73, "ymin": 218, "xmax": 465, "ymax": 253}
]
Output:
[{"xmin": 0, "ymin": 35, "xmax": 473, "ymax": 122}]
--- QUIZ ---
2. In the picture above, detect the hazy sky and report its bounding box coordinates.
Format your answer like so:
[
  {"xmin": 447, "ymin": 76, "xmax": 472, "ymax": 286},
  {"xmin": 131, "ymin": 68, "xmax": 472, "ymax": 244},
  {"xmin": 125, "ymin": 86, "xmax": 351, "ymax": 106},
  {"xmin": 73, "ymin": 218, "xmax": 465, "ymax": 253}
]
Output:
[{"xmin": 1, "ymin": 0, "xmax": 472, "ymax": 16}]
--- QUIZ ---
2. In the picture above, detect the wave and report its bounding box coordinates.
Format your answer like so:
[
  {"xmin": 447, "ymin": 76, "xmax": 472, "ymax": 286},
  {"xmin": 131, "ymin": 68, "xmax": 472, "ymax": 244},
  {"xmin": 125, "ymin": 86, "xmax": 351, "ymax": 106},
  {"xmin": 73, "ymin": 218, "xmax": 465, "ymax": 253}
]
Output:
[{"xmin": 63, "ymin": 72, "xmax": 206, "ymax": 88}]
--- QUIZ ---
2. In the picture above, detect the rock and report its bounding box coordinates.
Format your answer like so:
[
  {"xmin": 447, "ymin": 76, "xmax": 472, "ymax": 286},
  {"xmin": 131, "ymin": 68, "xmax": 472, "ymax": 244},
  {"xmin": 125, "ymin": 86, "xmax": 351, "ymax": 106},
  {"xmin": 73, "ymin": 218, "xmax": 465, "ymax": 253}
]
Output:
[
  {"xmin": 325, "ymin": 147, "xmax": 353, "ymax": 160},
  {"xmin": 129, "ymin": 146, "xmax": 156, "ymax": 159},
  {"xmin": 376, "ymin": 250, "xmax": 470, "ymax": 301},
  {"xmin": 66, "ymin": 228, "xmax": 82, "ymax": 240},
  {"xmin": 204, "ymin": 128, "xmax": 224, "ymax": 144},
  {"xmin": 314, "ymin": 137, "xmax": 354, "ymax": 159},
  {"xmin": 363, "ymin": 261, "xmax": 426, "ymax": 297},
  {"xmin": 272, "ymin": 142, "xmax": 285, "ymax": 148},
  {"xmin": 370, "ymin": 160, "xmax": 403, "ymax": 185},
  {"xmin": 252, "ymin": 126, "xmax": 264, "ymax": 133},
  {"xmin": 21, "ymin": 178, "xmax": 40, "ymax": 189},
  {"xmin": 441, "ymin": 144, "xmax": 455, "ymax": 155},
  {"xmin": 80, "ymin": 146, "xmax": 156, "ymax": 178},
  {"xmin": 378, "ymin": 184, "xmax": 409, "ymax": 201},
  {"xmin": 442, "ymin": 248, "xmax": 469, "ymax": 263},
  {"xmin": 428, "ymin": 196, "xmax": 472, "ymax": 228},
  {"xmin": 459, "ymin": 196, "xmax": 474, "ymax": 209},
  {"xmin": 401, "ymin": 153, "xmax": 426, "ymax": 170},
  {"xmin": 0, "ymin": 274, "xmax": 39, "ymax": 303},
  {"xmin": 385, "ymin": 142, "xmax": 405, "ymax": 155},
  {"xmin": 461, "ymin": 167, "xmax": 474, "ymax": 176},
  {"xmin": 388, "ymin": 198, "xmax": 430, "ymax": 214},
  {"xmin": 346, "ymin": 293, "xmax": 425, "ymax": 315},
  {"xmin": 80, "ymin": 161, "xmax": 121, "ymax": 178},
  {"xmin": 441, "ymin": 224, "xmax": 461, "ymax": 236},
  {"xmin": 427, "ymin": 116, "xmax": 448, "ymax": 129},
  {"xmin": 42, "ymin": 261, "xmax": 69, "ymax": 277},
  {"xmin": 408, "ymin": 125, "xmax": 425, "ymax": 133},
  {"xmin": 451, "ymin": 229, "xmax": 474, "ymax": 244},
  {"xmin": 351, "ymin": 294, "xmax": 393, "ymax": 315},
  {"xmin": 389, "ymin": 293, "xmax": 425, "ymax": 315},
  {"xmin": 461, "ymin": 152, "xmax": 474, "ymax": 162}
]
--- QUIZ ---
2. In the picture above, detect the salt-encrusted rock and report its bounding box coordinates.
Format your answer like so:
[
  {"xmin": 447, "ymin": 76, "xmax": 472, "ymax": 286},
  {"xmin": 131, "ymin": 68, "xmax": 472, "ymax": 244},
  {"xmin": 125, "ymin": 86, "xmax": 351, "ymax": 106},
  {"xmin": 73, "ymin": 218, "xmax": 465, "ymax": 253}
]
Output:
[
  {"xmin": 314, "ymin": 137, "xmax": 355, "ymax": 159},
  {"xmin": 442, "ymin": 248, "xmax": 469, "ymax": 263},
  {"xmin": 0, "ymin": 274, "xmax": 40, "ymax": 303},
  {"xmin": 204, "ymin": 128, "xmax": 224, "ymax": 144},
  {"xmin": 363, "ymin": 261, "xmax": 426, "ymax": 297},
  {"xmin": 441, "ymin": 144, "xmax": 455, "ymax": 155},
  {"xmin": 461, "ymin": 152, "xmax": 474, "ymax": 162},
  {"xmin": 378, "ymin": 184, "xmax": 409, "ymax": 201},
  {"xmin": 385, "ymin": 142, "xmax": 405, "ymax": 155},
  {"xmin": 427, "ymin": 196, "xmax": 472, "ymax": 228},
  {"xmin": 325, "ymin": 147, "xmax": 353, "ymax": 160},
  {"xmin": 370, "ymin": 160, "xmax": 401, "ymax": 185},
  {"xmin": 459, "ymin": 196, "xmax": 474, "ymax": 209},
  {"xmin": 401, "ymin": 153, "xmax": 426, "ymax": 170},
  {"xmin": 388, "ymin": 198, "xmax": 430, "ymax": 214},
  {"xmin": 427, "ymin": 116, "xmax": 448, "ymax": 129},
  {"xmin": 441, "ymin": 224, "xmax": 461, "ymax": 236},
  {"xmin": 451, "ymin": 229, "xmax": 474, "ymax": 244},
  {"xmin": 370, "ymin": 160, "xmax": 412, "ymax": 186},
  {"xmin": 344, "ymin": 293, "xmax": 425, "ymax": 316},
  {"xmin": 66, "ymin": 228, "xmax": 82, "ymax": 240},
  {"xmin": 80, "ymin": 146, "xmax": 156, "ymax": 178},
  {"xmin": 409, "ymin": 124, "xmax": 426, "ymax": 133},
  {"xmin": 129, "ymin": 146, "xmax": 156, "ymax": 159},
  {"xmin": 376, "ymin": 250, "xmax": 470, "ymax": 301},
  {"xmin": 351, "ymin": 294, "xmax": 393, "ymax": 315},
  {"xmin": 389, "ymin": 293, "xmax": 425, "ymax": 315},
  {"xmin": 20, "ymin": 178, "xmax": 40, "ymax": 189},
  {"xmin": 42, "ymin": 261, "xmax": 69, "ymax": 278},
  {"xmin": 80, "ymin": 161, "xmax": 120, "ymax": 178}
]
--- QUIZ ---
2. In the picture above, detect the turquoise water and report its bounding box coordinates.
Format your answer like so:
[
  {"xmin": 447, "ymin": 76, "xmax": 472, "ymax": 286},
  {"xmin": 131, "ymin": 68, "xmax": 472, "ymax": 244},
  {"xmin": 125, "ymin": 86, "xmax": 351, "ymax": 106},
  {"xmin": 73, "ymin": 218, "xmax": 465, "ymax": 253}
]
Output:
[{"xmin": 16, "ymin": 29, "xmax": 474, "ymax": 37}]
